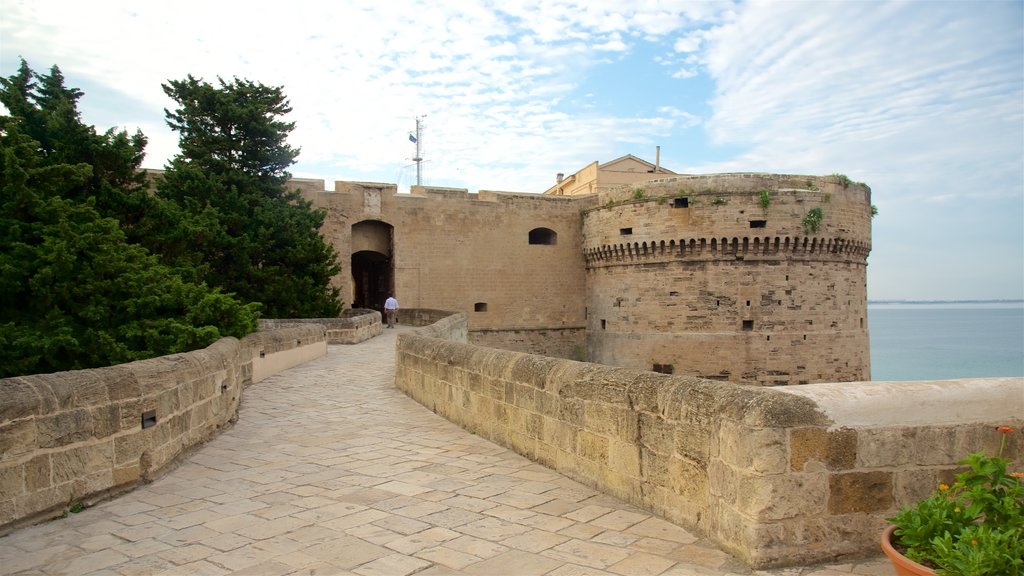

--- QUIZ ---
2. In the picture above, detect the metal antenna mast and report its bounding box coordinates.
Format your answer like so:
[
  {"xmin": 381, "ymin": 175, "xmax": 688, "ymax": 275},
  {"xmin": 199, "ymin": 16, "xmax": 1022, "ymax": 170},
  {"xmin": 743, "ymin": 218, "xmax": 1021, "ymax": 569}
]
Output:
[{"xmin": 411, "ymin": 116, "xmax": 425, "ymax": 186}]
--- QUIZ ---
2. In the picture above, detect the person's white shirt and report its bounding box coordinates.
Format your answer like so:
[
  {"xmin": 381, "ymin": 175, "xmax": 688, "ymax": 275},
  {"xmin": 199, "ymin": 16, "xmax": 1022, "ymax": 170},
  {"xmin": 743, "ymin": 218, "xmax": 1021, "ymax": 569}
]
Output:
[{"xmin": 384, "ymin": 297, "xmax": 398, "ymax": 310}]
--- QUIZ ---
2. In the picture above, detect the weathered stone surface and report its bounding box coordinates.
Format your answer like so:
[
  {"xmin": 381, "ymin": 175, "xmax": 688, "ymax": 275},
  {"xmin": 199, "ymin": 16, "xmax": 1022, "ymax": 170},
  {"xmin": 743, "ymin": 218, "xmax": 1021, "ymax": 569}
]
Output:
[
  {"xmin": 734, "ymin": 471, "xmax": 828, "ymax": 521},
  {"xmin": 828, "ymin": 471, "xmax": 893, "ymax": 514},
  {"xmin": 36, "ymin": 410, "xmax": 92, "ymax": 449},
  {"xmin": 0, "ymin": 379, "xmax": 43, "ymax": 421},
  {"xmin": 0, "ymin": 463, "xmax": 23, "ymax": 496},
  {"xmin": 25, "ymin": 454, "xmax": 50, "ymax": 491},
  {"xmin": 789, "ymin": 427, "xmax": 856, "ymax": 471},
  {"xmin": 578, "ymin": 430, "xmax": 609, "ymax": 465},
  {"xmin": 0, "ymin": 419, "xmax": 37, "ymax": 459},
  {"xmin": 90, "ymin": 404, "xmax": 120, "ymax": 439},
  {"xmin": 856, "ymin": 427, "xmax": 960, "ymax": 467},
  {"xmin": 717, "ymin": 421, "xmax": 787, "ymax": 473},
  {"xmin": 608, "ymin": 439, "xmax": 641, "ymax": 477},
  {"xmin": 51, "ymin": 444, "xmax": 113, "ymax": 484}
]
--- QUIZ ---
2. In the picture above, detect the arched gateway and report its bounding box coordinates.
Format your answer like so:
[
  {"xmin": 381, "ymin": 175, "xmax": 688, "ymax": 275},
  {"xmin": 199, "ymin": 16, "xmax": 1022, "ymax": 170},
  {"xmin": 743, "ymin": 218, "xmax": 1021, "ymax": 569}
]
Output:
[{"xmin": 350, "ymin": 220, "xmax": 393, "ymax": 312}]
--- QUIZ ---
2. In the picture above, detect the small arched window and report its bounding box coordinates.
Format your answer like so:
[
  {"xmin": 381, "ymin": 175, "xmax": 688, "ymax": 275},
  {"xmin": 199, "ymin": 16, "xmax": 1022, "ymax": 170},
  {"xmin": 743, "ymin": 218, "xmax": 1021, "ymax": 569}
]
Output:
[{"xmin": 528, "ymin": 227, "xmax": 557, "ymax": 245}]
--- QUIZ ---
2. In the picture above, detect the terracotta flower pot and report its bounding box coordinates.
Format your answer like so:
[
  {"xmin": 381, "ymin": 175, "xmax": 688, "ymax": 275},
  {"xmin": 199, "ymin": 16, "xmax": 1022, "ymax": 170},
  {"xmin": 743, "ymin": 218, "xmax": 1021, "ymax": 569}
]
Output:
[{"xmin": 881, "ymin": 525, "xmax": 936, "ymax": 576}]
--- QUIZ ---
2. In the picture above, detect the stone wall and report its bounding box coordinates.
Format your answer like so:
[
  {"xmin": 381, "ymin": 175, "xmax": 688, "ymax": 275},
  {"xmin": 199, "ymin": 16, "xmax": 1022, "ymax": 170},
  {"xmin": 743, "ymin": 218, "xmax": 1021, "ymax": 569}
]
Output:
[
  {"xmin": 584, "ymin": 174, "xmax": 871, "ymax": 384},
  {"xmin": 470, "ymin": 328, "xmax": 585, "ymax": 360},
  {"xmin": 395, "ymin": 312, "xmax": 1024, "ymax": 568},
  {"xmin": 259, "ymin": 309, "xmax": 381, "ymax": 344},
  {"xmin": 300, "ymin": 182, "xmax": 596, "ymax": 334},
  {"xmin": 0, "ymin": 325, "xmax": 327, "ymax": 535}
]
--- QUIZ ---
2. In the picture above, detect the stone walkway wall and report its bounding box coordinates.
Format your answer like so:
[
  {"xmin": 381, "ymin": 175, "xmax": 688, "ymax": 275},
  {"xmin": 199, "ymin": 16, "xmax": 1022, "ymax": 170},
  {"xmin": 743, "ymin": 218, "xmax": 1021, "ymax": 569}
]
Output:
[{"xmin": 395, "ymin": 313, "xmax": 1024, "ymax": 567}]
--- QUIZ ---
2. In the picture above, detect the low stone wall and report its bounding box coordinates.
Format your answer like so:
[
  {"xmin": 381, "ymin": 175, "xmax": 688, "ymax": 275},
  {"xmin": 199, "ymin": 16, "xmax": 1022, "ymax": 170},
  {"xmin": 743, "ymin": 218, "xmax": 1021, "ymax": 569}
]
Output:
[
  {"xmin": 398, "ymin": 308, "xmax": 464, "ymax": 329},
  {"xmin": 0, "ymin": 324, "xmax": 327, "ymax": 535},
  {"xmin": 258, "ymin": 309, "xmax": 380, "ymax": 344},
  {"xmin": 395, "ymin": 313, "xmax": 1024, "ymax": 568}
]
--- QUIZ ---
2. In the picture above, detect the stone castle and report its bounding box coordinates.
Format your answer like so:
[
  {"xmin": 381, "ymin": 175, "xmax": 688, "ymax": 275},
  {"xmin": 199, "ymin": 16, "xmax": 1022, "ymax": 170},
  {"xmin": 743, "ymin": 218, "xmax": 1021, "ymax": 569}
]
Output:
[
  {"xmin": 291, "ymin": 154, "xmax": 873, "ymax": 386},
  {"xmin": 5, "ymin": 156, "xmax": 1020, "ymax": 569}
]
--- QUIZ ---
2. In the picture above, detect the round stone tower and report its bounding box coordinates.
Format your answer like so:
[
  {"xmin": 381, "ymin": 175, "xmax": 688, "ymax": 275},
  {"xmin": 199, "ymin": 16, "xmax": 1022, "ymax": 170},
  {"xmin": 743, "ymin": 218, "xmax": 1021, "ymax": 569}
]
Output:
[{"xmin": 582, "ymin": 173, "xmax": 873, "ymax": 385}]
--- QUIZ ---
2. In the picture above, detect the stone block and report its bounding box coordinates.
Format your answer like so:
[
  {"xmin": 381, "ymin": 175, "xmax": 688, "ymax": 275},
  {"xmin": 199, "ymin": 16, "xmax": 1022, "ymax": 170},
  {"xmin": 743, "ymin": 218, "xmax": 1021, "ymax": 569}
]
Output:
[
  {"xmin": 558, "ymin": 398, "xmax": 584, "ymax": 427},
  {"xmin": 0, "ymin": 463, "xmax": 23, "ymax": 497},
  {"xmin": 0, "ymin": 379, "xmax": 43, "ymax": 421},
  {"xmin": 789, "ymin": 427, "xmax": 857, "ymax": 471},
  {"xmin": 90, "ymin": 404, "xmax": 120, "ymax": 439},
  {"xmin": 52, "ymin": 443, "xmax": 113, "ymax": 484},
  {"xmin": 608, "ymin": 440, "xmax": 641, "ymax": 477},
  {"xmin": 892, "ymin": 468, "xmax": 950, "ymax": 509},
  {"xmin": 856, "ymin": 427, "xmax": 958, "ymax": 467},
  {"xmin": 155, "ymin": 389, "xmax": 180, "ymax": 418},
  {"xmin": 0, "ymin": 499, "xmax": 14, "ymax": 526},
  {"xmin": 100, "ymin": 366, "xmax": 140, "ymax": 399},
  {"xmin": 828, "ymin": 471, "xmax": 893, "ymax": 514},
  {"xmin": 36, "ymin": 410, "xmax": 92, "ymax": 449},
  {"xmin": 735, "ymin": 470, "xmax": 828, "ymax": 520},
  {"xmin": 578, "ymin": 430, "xmax": 609, "ymax": 464},
  {"xmin": 15, "ymin": 485, "xmax": 67, "ymax": 519},
  {"xmin": 638, "ymin": 413, "xmax": 672, "ymax": 454},
  {"xmin": 667, "ymin": 454, "xmax": 707, "ymax": 502},
  {"xmin": 584, "ymin": 402, "xmax": 637, "ymax": 440},
  {"xmin": 0, "ymin": 418, "xmax": 37, "ymax": 459},
  {"xmin": 25, "ymin": 454, "xmax": 51, "ymax": 491},
  {"xmin": 640, "ymin": 449, "xmax": 668, "ymax": 485}
]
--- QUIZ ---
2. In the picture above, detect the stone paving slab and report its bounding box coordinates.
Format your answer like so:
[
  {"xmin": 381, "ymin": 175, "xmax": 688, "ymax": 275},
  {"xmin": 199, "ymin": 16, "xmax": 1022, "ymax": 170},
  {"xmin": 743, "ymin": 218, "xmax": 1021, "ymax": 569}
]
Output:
[{"xmin": 0, "ymin": 327, "xmax": 893, "ymax": 575}]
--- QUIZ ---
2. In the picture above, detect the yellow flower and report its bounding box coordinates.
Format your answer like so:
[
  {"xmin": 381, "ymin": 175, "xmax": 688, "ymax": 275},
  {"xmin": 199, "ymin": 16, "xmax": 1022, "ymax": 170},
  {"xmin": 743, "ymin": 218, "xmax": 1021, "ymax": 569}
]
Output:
[{"xmin": 939, "ymin": 483, "xmax": 950, "ymax": 491}]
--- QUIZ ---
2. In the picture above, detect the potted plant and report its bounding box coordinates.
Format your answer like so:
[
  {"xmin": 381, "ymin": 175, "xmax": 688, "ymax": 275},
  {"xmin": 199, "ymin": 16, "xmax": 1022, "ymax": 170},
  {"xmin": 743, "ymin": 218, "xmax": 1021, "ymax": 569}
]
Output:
[{"xmin": 884, "ymin": 426, "xmax": 1024, "ymax": 575}]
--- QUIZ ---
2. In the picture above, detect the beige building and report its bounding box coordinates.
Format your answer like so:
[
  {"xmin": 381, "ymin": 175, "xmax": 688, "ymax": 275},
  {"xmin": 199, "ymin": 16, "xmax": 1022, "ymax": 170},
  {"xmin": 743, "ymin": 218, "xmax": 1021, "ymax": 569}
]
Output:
[
  {"xmin": 543, "ymin": 153, "xmax": 675, "ymax": 196},
  {"xmin": 286, "ymin": 156, "xmax": 874, "ymax": 386}
]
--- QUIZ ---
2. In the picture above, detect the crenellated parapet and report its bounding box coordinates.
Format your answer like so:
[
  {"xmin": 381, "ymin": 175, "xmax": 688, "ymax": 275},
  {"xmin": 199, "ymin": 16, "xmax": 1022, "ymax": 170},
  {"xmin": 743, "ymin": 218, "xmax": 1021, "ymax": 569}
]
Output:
[{"xmin": 585, "ymin": 234, "xmax": 872, "ymax": 266}]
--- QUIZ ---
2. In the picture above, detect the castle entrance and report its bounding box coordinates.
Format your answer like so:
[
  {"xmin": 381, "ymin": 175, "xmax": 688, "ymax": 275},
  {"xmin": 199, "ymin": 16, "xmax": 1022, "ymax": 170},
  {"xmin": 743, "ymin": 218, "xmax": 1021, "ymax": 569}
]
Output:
[{"xmin": 350, "ymin": 221, "xmax": 393, "ymax": 312}]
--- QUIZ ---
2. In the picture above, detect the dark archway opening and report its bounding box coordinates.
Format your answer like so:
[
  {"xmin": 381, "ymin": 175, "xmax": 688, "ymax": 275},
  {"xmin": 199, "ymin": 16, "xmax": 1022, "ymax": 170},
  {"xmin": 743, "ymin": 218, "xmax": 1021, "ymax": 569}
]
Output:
[
  {"xmin": 352, "ymin": 250, "xmax": 390, "ymax": 312},
  {"xmin": 351, "ymin": 220, "xmax": 394, "ymax": 312}
]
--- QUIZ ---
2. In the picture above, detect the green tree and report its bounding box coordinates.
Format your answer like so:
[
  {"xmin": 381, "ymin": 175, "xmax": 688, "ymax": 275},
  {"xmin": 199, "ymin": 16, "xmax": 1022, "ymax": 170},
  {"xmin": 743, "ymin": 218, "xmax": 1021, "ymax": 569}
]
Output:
[
  {"xmin": 156, "ymin": 76, "xmax": 342, "ymax": 318},
  {"xmin": 0, "ymin": 60, "xmax": 154, "ymax": 241},
  {"xmin": 0, "ymin": 62, "xmax": 260, "ymax": 378}
]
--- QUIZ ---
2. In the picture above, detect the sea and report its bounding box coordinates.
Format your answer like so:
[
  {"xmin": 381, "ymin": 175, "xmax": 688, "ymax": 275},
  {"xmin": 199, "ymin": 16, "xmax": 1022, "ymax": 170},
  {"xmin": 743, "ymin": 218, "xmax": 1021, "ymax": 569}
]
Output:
[{"xmin": 868, "ymin": 301, "xmax": 1024, "ymax": 381}]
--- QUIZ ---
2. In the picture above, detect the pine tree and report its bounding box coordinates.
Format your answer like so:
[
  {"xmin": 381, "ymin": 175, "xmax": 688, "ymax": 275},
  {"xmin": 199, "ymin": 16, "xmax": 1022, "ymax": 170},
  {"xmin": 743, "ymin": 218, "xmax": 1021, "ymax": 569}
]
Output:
[
  {"xmin": 156, "ymin": 76, "xmax": 342, "ymax": 318},
  {"xmin": 0, "ymin": 61, "xmax": 260, "ymax": 378}
]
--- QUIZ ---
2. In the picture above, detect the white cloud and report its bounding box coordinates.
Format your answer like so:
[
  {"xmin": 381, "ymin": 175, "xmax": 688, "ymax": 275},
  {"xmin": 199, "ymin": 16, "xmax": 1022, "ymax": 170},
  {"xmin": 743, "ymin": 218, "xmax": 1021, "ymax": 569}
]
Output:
[{"xmin": 3, "ymin": 0, "xmax": 1020, "ymax": 298}]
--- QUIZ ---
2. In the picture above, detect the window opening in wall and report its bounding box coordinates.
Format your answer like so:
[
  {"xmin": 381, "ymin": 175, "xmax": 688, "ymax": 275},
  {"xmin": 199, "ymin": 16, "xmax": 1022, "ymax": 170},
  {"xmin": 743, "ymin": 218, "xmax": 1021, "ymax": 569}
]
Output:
[
  {"xmin": 600, "ymin": 319, "xmax": 607, "ymax": 329},
  {"xmin": 474, "ymin": 302, "xmax": 488, "ymax": 312},
  {"xmin": 669, "ymin": 291, "xmax": 679, "ymax": 296},
  {"xmin": 766, "ymin": 335, "xmax": 771, "ymax": 341},
  {"xmin": 750, "ymin": 220, "xmax": 767, "ymax": 228},
  {"xmin": 716, "ymin": 300, "xmax": 720, "ymax": 307},
  {"xmin": 528, "ymin": 227, "xmax": 557, "ymax": 245},
  {"xmin": 620, "ymin": 227, "xmax": 633, "ymax": 235},
  {"xmin": 653, "ymin": 363, "xmax": 674, "ymax": 374},
  {"xmin": 673, "ymin": 197, "xmax": 689, "ymax": 208},
  {"xmin": 746, "ymin": 300, "xmax": 751, "ymax": 306},
  {"xmin": 742, "ymin": 320, "xmax": 754, "ymax": 331},
  {"xmin": 860, "ymin": 318, "xmax": 864, "ymax": 328}
]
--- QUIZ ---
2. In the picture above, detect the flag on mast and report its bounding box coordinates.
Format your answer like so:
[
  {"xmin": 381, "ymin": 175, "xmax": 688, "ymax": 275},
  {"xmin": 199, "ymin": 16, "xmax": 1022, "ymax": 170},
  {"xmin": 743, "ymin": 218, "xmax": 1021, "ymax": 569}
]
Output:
[{"xmin": 409, "ymin": 133, "xmax": 417, "ymax": 143}]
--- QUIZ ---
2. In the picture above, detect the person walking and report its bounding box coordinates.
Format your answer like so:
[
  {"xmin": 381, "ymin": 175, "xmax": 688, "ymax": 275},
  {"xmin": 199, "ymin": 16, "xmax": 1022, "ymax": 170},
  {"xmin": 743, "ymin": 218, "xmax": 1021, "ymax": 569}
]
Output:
[{"xmin": 384, "ymin": 295, "xmax": 399, "ymax": 328}]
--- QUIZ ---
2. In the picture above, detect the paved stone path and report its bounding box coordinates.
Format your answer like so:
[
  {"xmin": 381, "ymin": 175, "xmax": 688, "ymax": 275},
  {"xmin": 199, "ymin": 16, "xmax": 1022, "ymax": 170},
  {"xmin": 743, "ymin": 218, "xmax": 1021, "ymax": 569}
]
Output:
[{"xmin": 0, "ymin": 327, "xmax": 893, "ymax": 576}]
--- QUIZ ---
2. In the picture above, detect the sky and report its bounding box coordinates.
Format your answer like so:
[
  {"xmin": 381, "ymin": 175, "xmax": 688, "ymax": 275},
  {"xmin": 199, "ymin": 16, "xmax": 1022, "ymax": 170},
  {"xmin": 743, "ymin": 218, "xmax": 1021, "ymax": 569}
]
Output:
[{"xmin": 2, "ymin": 0, "xmax": 1022, "ymax": 301}]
